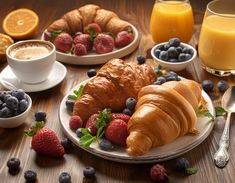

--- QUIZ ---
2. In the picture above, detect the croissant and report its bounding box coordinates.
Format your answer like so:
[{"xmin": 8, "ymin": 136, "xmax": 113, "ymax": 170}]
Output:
[
  {"xmin": 73, "ymin": 58, "xmax": 156, "ymax": 123},
  {"xmin": 48, "ymin": 4, "xmax": 131, "ymax": 35},
  {"xmin": 126, "ymin": 80, "xmax": 201, "ymax": 156}
]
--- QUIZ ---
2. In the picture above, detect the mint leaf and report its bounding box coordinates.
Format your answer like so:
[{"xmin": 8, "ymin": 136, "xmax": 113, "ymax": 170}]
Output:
[
  {"xmin": 186, "ymin": 167, "xmax": 198, "ymax": 175},
  {"xmin": 80, "ymin": 128, "xmax": 90, "ymax": 135},
  {"xmin": 197, "ymin": 104, "xmax": 214, "ymax": 121},
  {"xmin": 50, "ymin": 30, "xmax": 64, "ymax": 43},
  {"xmin": 215, "ymin": 106, "xmax": 227, "ymax": 116},
  {"xmin": 68, "ymin": 85, "xmax": 84, "ymax": 100},
  {"xmin": 79, "ymin": 134, "xmax": 96, "ymax": 148},
  {"xmin": 88, "ymin": 28, "xmax": 97, "ymax": 42},
  {"xmin": 95, "ymin": 108, "xmax": 112, "ymax": 129}
]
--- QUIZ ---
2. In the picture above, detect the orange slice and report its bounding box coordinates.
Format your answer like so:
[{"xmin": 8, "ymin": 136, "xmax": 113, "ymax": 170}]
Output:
[
  {"xmin": 0, "ymin": 33, "xmax": 14, "ymax": 61},
  {"xmin": 2, "ymin": 8, "xmax": 39, "ymax": 39}
]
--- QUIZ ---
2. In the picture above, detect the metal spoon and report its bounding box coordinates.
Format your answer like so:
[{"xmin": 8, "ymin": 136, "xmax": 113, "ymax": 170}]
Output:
[
  {"xmin": 0, "ymin": 77, "xmax": 18, "ymax": 90},
  {"xmin": 214, "ymin": 86, "xmax": 235, "ymax": 168}
]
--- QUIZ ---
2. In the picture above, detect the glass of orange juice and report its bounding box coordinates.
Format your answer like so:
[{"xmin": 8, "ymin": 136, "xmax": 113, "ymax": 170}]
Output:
[
  {"xmin": 199, "ymin": 0, "xmax": 235, "ymax": 76},
  {"xmin": 150, "ymin": 0, "xmax": 194, "ymax": 43}
]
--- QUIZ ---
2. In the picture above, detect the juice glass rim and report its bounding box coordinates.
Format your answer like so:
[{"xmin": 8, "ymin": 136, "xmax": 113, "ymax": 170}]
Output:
[
  {"xmin": 207, "ymin": 0, "xmax": 235, "ymax": 18},
  {"xmin": 158, "ymin": 0, "xmax": 189, "ymax": 3}
]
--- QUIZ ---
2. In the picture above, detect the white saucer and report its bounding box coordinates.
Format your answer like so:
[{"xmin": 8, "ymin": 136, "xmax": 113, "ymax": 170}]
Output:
[{"xmin": 0, "ymin": 61, "xmax": 67, "ymax": 92}]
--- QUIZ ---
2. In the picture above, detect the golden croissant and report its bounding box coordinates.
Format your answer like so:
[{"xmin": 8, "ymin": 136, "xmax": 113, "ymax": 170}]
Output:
[
  {"xmin": 126, "ymin": 80, "xmax": 201, "ymax": 156},
  {"xmin": 48, "ymin": 4, "xmax": 132, "ymax": 35},
  {"xmin": 73, "ymin": 58, "xmax": 156, "ymax": 123}
]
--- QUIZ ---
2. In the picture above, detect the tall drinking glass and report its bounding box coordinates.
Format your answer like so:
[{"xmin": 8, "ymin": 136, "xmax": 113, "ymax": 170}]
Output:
[
  {"xmin": 150, "ymin": 0, "xmax": 194, "ymax": 43},
  {"xmin": 199, "ymin": 0, "xmax": 235, "ymax": 76}
]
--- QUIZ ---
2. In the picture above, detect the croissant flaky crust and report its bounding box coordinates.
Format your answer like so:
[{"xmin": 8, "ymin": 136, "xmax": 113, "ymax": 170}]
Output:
[
  {"xmin": 48, "ymin": 4, "xmax": 132, "ymax": 35},
  {"xmin": 73, "ymin": 58, "xmax": 156, "ymax": 123},
  {"xmin": 126, "ymin": 80, "xmax": 202, "ymax": 156}
]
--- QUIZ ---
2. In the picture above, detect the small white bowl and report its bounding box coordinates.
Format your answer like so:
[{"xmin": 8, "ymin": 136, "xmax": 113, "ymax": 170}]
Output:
[
  {"xmin": 151, "ymin": 42, "xmax": 197, "ymax": 71},
  {"xmin": 0, "ymin": 93, "xmax": 32, "ymax": 128}
]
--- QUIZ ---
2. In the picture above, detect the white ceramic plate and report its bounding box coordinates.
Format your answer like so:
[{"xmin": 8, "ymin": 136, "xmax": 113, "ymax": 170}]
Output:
[
  {"xmin": 0, "ymin": 61, "xmax": 67, "ymax": 92},
  {"xmin": 59, "ymin": 79, "xmax": 215, "ymax": 163},
  {"xmin": 42, "ymin": 24, "xmax": 140, "ymax": 65}
]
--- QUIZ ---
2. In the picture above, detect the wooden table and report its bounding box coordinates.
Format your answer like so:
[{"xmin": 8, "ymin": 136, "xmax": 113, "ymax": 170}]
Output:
[{"xmin": 0, "ymin": 0, "xmax": 235, "ymax": 182}]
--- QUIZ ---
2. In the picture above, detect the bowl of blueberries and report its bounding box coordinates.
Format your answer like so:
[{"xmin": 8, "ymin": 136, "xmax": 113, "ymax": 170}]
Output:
[
  {"xmin": 151, "ymin": 38, "xmax": 197, "ymax": 71},
  {"xmin": 0, "ymin": 89, "xmax": 32, "ymax": 128}
]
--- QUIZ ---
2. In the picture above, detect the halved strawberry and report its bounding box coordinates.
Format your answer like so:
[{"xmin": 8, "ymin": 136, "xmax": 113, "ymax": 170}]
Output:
[
  {"xmin": 115, "ymin": 31, "xmax": 134, "ymax": 48},
  {"xmin": 111, "ymin": 113, "xmax": 130, "ymax": 123},
  {"xmin": 73, "ymin": 34, "xmax": 92, "ymax": 51},
  {"xmin": 93, "ymin": 34, "xmax": 114, "ymax": 54},
  {"xmin": 85, "ymin": 114, "xmax": 98, "ymax": 135},
  {"xmin": 84, "ymin": 23, "xmax": 102, "ymax": 35}
]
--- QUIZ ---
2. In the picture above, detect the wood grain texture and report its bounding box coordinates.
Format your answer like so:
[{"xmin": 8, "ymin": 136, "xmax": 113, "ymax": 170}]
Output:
[{"xmin": 0, "ymin": 0, "xmax": 235, "ymax": 182}]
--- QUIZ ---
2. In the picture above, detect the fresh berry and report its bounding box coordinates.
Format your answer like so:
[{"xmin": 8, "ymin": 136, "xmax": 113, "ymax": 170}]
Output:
[
  {"xmin": 99, "ymin": 139, "xmax": 113, "ymax": 151},
  {"xmin": 122, "ymin": 108, "xmax": 133, "ymax": 116},
  {"xmin": 35, "ymin": 111, "xmax": 46, "ymax": 121},
  {"xmin": 217, "ymin": 80, "xmax": 228, "ymax": 92},
  {"xmin": 84, "ymin": 23, "xmax": 102, "ymax": 35},
  {"xmin": 73, "ymin": 43, "xmax": 87, "ymax": 56},
  {"xmin": 24, "ymin": 170, "xmax": 37, "ymax": 182},
  {"xmin": 87, "ymin": 69, "xmax": 97, "ymax": 78},
  {"xmin": 168, "ymin": 47, "xmax": 178, "ymax": 58},
  {"xmin": 202, "ymin": 80, "xmax": 214, "ymax": 92},
  {"xmin": 0, "ymin": 106, "xmax": 13, "ymax": 117},
  {"xmin": 155, "ymin": 76, "xmax": 166, "ymax": 85},
  {"xmin": 73, "ymin": 34, "xmax": 92, "ymax": 51},
  {"xmin": 54, "ymin": 33, "xmax": 73, "ymax": 53},
  {"xmin": 69, "ymin": 115, "xmax": 83, "ymax": 130},
  {"xmin": 165, "ymin": 75, "xmax": 177, "ymax": 81},
  {"xmin": 168, "ymin": 71, "xmax": 178, "ymax": 78},
  {"xmin": 182, "ymin": 47, "xmax": 191, "ymax": 54},
  {"xmin": 154, "ymin": 49, "xmax": 161, "ymax": 58},
  {"xmin": 3, "ymin": 94, "xmax": 11, "ymax": 102},
  {"xmin": 61, "ymin": 138, "xmax": 72, "ymax": 151},
  {"xmin": 19, "ymin": 99, "xmax": 28, "ymax": 113},
  {"xmin": 169, "ymin": 38, "xmax": 181, "ymax": 47},
  {"xmin": 150, "ymin": 164, "xmax": 167, "ymax": 182},
  {"xmin": 125, "ymin": 97, "xmax": 136, "ymax": 110},
  {"xmin": 7, "ymin": 158, "xmax": 20, "ymax": 171},
  {"xmin": 176, "ymin": 46, "xmax": 183, "ymax": 54},
  {"xmin": 164, "ymin": 43, "xmax": 171, "ymax": 50},
  {"xmin": 178, "ymin": 53, "xmax": 187, "ymax": 62},
  {"xmin": 76, "ymin": 128, "xmax": 84, "ymax": 138},
  {"xmin": 86, "ymin": 114, "xmax": 98, "ymax": 135},
  {"xmin": 43, "ymin": 31, "xmax": 51, "ymax": 41},
  {"xmin": 105, "ymin": 119, "xmax": 128, "ymax": 146},
  {"xmin": 175, "ymin": 157, "xmax": 190, "ymax": 172},
  {"xmin": 185, "ymin": 53, "xmax": 192, "ymax": 60},
  {"xmin": 12, "ymin": 89, "xmax": 26, "ymax": 100},
  {"xmin": 93, "ymin": 34, "xmax": 114, "ymax": 54},
  {"xmin": 115, "ymin": 31, "xmax": 134, "ymax": 48},
  {"xmin": 137, "ymin": 55, "xmax": 146, "ymax": 64},
  {"xmin": 83, "ymin": 166, "xmax": 96, "ymax": 178},
  {"xmin": 111, "ymin": 113, "xmax": 130, "ymax": 123},
  {"xmin": 159, "ymin": 51, "xmax": 169, "ymax": 61},
  {"xmin": 65, "ymin": 100, "xmax": 75, "ymax": 112},
  {"xmin": 59, "ymin": 172, "xmax": 71, "ymax": 183},
  {"xmin": 6, "ymin": 96, "xmax": 18, "ymax": 110}
]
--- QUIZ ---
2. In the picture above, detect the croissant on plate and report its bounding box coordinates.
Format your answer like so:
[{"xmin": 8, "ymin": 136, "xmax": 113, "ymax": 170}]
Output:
[
  {"xmin": 73, "ymin": 58, "xmax": 156, "ymax": 123},
  {"xmin": 48, "ymin": 4, "xmax": 132, "ymax": 35},
  {"xmin": 126, "ymin": 80, "xmax": 202, "ymax": 156}
]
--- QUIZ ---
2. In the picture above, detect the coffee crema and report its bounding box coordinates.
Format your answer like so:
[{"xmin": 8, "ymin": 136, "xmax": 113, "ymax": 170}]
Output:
[{"xmin": 10, "ymin": 42, "xmax": 52, "ymax": 60}]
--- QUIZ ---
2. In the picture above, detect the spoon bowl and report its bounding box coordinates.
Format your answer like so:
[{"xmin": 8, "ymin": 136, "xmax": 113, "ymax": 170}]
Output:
[{"xmin": 222, "ymin": 86, "xmax": 235, "ymax": 112}]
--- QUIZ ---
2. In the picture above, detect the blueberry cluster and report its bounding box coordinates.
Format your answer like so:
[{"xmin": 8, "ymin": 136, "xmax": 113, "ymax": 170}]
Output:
[
  {"xmin": 0, "ymin": 89, "xmax": 29, "ymax": 118},
  {"xmin": 122, "ymin": 97, "xmax": 137, "ymax": 116},
  {"xmin": 154, "ymin": 38, "xmax": 194, "ymax": 62},
  {"xmin": 202, "ymin": 80, "xmax": 228, "ymax": 93},
  {"xmin": 154, "ymin": 71, "xmax": 180, "ymax": 85}
]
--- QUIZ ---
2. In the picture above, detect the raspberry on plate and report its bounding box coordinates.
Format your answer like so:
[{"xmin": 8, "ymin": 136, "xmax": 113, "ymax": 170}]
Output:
[
  {"xmin": 73, "ymin": 34, "xmax": 92, "ymax": 51},
  {"xmin": 115, "ymin": 31, "xmax": 134, "ymax": 48},
  {"xmin": 93, "ymin": 34, "xmax": 114, "ymax": 54},
  {"xmin": 54, "ymin": 32, "xmax": 73, "ymax": 53},
  {"xmin": 69, "ymin": 115, "xmax": 83, "ymax": 130}
]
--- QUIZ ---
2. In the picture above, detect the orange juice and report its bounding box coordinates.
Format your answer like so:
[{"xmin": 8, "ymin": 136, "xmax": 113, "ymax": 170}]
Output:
[
  {"xmin": 199, "ymin": 15, "xmax": 235, "ymax": 70},
  {"xmin": 150, "ymin": 1, "xmax": 194, "ymax": 43}
]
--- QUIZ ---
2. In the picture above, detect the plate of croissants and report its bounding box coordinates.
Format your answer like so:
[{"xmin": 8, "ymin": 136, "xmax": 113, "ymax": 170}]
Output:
[
  {"xmin": 42, "ymin": 4, "xmax": 140, "ymax": 65},
  {"xmin": 59, "ymin": 58, "xmax": 215, "ymax": 163}
]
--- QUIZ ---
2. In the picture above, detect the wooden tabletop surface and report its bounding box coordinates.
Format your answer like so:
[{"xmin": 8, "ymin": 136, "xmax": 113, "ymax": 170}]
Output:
[{"xmin": 1, "ymin": 0, "xmax": 235, "ymax": 182}]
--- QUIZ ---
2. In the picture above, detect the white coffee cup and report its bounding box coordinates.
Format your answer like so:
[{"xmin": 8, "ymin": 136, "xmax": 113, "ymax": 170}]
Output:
[{"xmin": 6, "ymin": 40, "xmax": 56, "ymax": 84}]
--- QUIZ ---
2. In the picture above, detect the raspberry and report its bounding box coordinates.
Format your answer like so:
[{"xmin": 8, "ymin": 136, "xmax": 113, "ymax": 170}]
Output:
[
  {"xmin": 69, "ymin": 115, "xmax": 83, "ymax": 130},
  {"xmin": 73, "ymin": 34, "xmax": 92, "ymax": 51},
  {"xmin": 150, "ymin": 164, "xmax": 167, "ymax": 182},
  {"xmin": 73, "ymin": 43, "xmax": 87, "ymax": 56},
  {"xmin": 54, "ymin": 33, "xmax": 73, "ymax": 53}
]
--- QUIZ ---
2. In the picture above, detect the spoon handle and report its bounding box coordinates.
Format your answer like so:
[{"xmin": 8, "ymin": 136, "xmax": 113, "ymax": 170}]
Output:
[{"xmin": 214, "ymin": 112, "xmax": 231, "ymax": 168}]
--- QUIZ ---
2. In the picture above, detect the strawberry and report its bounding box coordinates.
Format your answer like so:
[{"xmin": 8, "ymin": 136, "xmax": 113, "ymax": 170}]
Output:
[
  {"xmin": 54, "ymin": 32, "xmax": 73, "ymax": 53},
  {"xmin": 73, "ymin": 43, "xmax": 87, "ymax": 56},
  {"xmin": 84, "ymin": 23, "xmax": 102, "ymax": 35},
  {"xmin": 25, "ymin": 122, "xmax": 64, "ymax": 158},
  {"xmin": 85, "ymin": 114, "xmax": 99, "ymax": 135},
  {"xmin": 111, "ymin": 113, "xmax": 130, "ymax": 123},
  {"xmin": 115, "ymin": 31, "xmax": 134, "ymax": 48},
  {"xmin": 105, "ymin": 119, "xmax": 128, "ymax": 146},
  {"xmin": 73, "ymin": 34, "xmax": 92, "ymax": 51},
  {"xmin": 69, "ymin": 115, "xmax": 83, "ymax": 130},
  {"xmin": 93, "ymin": 34, "xmax": 114, "ymax": 54}
]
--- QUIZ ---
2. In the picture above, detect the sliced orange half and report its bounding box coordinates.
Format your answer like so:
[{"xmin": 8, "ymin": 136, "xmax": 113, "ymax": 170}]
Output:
[
  {"xmin": 0, "ymin": 33, "xmax": 14, "ymax": 61},
  {"xmin": 2, "ymin": 8, "xmax": 39, "ymax": 39}
]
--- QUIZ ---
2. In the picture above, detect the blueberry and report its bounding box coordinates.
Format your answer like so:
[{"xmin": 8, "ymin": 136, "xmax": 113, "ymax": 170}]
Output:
[
  {"xmin": 122, "ymin": 108, "xmax": 133, "ymax": 116},
  {"xmin": 83, "ymin": 166, "xmax": 96, "ymax": 178},
  {"xmin": 35, "ymin": 111, "xmax": 46, "ymax": 121},
  {"xmin": 182, "ymin": 47, "xmax": 191, "ymax": 54},
  {"xmin": 7, "ymin": 158, "xmax": 20, "ymax": 170},
  {"xmin": 19, "ymin": 99, "xmax": 28, "ymax": 113},
  {"xmin": 3, "ymin": 94, "xmax": 11, "ymax": 102},
  {"xmin": 99, "ymin": 139, "xmax": 113, "ymax": 151},
  {"xmin": 217, "ymin": 80, "xmax": 228, "ymax": 92},
  {"xmin": 87, "ymin": 69, "xmax": 96, "ymax": 78},
  {"xmin": 165, "ymin": 75, "xmax": 177, "ymax": 81},
  {"xmin": 185, "ymin": 53, "xmax": 192, "ymax": 60},
  {"xmin": 154, "ymin": 49, "xmax": 161, "ymax": 58},
  {"xmin": 6, "ymin": 96, "xmax": 19, "ymax": 110},
  {"xmin": 163, "ymin": 43, "xmax": 171, "ymax": 50},
  {"xmin": 175, "ymin": 157, "xmax": 190, "ymax": 172},
  {"xmin": 155, "ymin": 76, "xmax": 166, "ymax": 85},
  {"xmin": 24, "ymin": 170, "xmax": 37, "ymax": 182},
  {"xmin": 176, "ymin": 46, "xmax": 183, "ymax": 54},
  {"xmin": 202, "ymin": 80, "xmax": 214, "ymax": 92},
  {"xmin": 168, "ymin": 71, "xmax": 178, "ymax": 78},
  {"xmin": 59, "ymin": 172, "xmax": 71, "ymax": 183},
  {"xmin": 1, "ymin": 107, "xmax": 13, "ymax": 117},
  {"xmin": 178, "ymin": 53, "xmax": 187, "ymax": 62},
  {"xmin": 12, "ymin": 89, "xmax": 26, "ymax": 100},
  {"xmin": 125, "ymin": 97, "xmax": 136, "ymax": 110},
  {"xmin": 0, "ymin": 100, "xmax": 3, "ymax": 109},
  {"xmin": 169, "ymin": 38, "xmax": 181, "ymax": 47},
  {"xmin": 61, "ymin": 138, "xmax": 72, "ymax": 150},
  {"xmin": 65, "ymin": 100, "xmax": 75, "ymax": 112},
  {"xmin": 159, "ymin": 51, "xmax": 169, "ymax": 61},
  {"xmin": 157, "ymin": 44, "xmax": 165, "ymax": 51},
  {"xmin": 76, "ymin": 128, "xmax": 84, "ymax": 138},
  {"xmin": 168, "ymin": 47, "xmax": 178, "ymax": 58},
  {"xmin": 137, "ymin": 55, "xmax": 146, "ymax": 64},
  {"xmin": 169, "ymin": 58, "xmax": 178, "ymax": 62}
]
